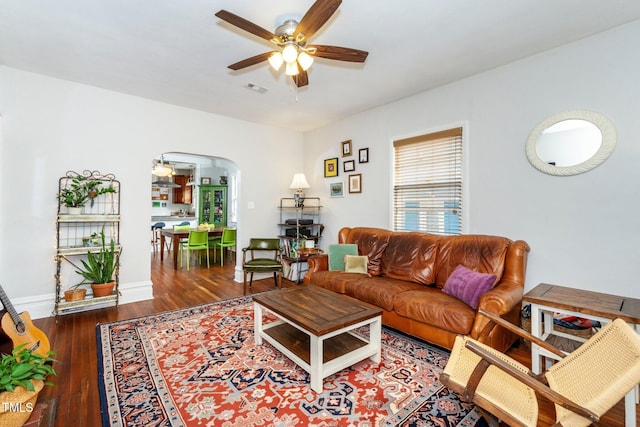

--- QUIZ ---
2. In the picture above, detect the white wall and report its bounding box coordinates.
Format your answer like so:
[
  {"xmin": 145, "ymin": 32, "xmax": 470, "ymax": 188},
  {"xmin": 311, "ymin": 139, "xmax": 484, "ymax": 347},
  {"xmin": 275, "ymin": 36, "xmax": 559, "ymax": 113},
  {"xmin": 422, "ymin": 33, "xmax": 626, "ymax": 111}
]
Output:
[
  {"xmin": 0, "ymin": 66, "xmax": 303, "ymax": 317},
  {"xmin": 303, "ymin": 21, "xmax": 640, "ymax": 298}
]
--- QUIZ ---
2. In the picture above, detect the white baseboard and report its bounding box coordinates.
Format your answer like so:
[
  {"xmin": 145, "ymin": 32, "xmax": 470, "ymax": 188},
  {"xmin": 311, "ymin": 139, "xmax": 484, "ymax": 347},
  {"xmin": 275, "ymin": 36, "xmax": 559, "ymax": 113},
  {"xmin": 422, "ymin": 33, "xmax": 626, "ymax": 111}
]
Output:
[{"xmin": 11, "ymin": 281, "xmax": 154, "ymax": 320}]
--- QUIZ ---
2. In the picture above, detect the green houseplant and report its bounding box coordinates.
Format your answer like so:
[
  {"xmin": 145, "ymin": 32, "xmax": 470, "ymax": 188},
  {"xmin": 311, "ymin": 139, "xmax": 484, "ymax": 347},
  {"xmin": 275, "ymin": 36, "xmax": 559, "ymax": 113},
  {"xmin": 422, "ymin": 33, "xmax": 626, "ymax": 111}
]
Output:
[
  {"xmin": 0, "ymin": 343, "xmax": 56, "ymax": 427},
  {"xmin": 58, "ymin": 175, "xmax": 116, "ymax": 213},
  {"xmin": 73, "ymin": 228, "xmax": 120, "ymax": 298}
]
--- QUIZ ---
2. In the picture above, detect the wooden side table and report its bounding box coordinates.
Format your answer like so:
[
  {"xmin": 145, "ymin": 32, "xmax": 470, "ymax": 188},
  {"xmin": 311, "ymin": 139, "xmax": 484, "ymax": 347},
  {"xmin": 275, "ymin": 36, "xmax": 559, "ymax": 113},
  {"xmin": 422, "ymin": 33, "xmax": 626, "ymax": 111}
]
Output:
[{"xmin": 523, "ymin": 283, "xmax": 640, "ymax": 426}]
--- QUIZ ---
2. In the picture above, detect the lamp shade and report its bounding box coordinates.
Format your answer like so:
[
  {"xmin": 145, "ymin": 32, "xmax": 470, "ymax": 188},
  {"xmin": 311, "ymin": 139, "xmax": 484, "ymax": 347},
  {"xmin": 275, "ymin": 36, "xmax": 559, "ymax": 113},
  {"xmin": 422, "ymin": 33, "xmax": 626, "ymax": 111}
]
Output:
[
  {"xmin": 285, "ymin": 62, "xmax": 299, "ymax": 76},
  {"xmin": 152, "ymin": 163, "xmax": 173, "ymax": 177},
  {"xmin": 282, "ymin": 44, "xmax": 298, "ymax": 64},
  {"xmin": 297, "ymin": 51, "xmax": 314, "ymax": 71},
  {"xmin": 268, "ymin": 52, "xmax": 284, "ymax": 71},
  {"xmin": 289, "ymin": 173, "xmax": 310, "ymax": 189}
]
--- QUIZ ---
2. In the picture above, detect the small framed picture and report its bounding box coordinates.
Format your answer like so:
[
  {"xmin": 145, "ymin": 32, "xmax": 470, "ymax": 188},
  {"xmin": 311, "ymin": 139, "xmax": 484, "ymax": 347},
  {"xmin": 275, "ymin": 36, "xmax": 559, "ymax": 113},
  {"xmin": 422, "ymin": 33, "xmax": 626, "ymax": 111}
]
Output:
[
  {"xmin": 359, "ymin": 148, "xmax": 369, "ymax": 163},
  {"xmin": 329, "ymin": 182, "xmax": 344, "ymax": 198},
  {"xmin": 343, "ymin": 160, "xmax": 355, "ymax": 172},
  {"xmin": 324, "ymin": 157, "xmax": 339, "ymax": 177},
  {"xmin": 341, "ymin": 139, "xmax": 352, "ymax": 157},
  {"xmin": 348, "ymin": 174, "xmax": 362, "ymax": 193},
  {"xmin": 201, "ymin": 177, "xmax": 211, "ymax": 185}
]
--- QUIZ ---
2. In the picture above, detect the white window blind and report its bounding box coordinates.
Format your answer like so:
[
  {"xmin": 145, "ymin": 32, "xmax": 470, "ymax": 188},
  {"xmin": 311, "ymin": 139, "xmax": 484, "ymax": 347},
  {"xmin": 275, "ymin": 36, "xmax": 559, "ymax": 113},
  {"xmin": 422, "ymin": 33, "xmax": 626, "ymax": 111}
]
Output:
[{"xmin": 393, "ymin": 127, "xmax": 463, "ymax": 235}]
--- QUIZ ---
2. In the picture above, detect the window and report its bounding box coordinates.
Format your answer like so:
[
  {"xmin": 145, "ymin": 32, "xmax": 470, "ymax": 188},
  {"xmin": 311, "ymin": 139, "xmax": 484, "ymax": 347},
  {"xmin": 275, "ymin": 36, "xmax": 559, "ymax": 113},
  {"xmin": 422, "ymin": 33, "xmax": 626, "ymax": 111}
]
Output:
[{"xmin": 393, "ymin": 127, "xmax": 463, "ymax": 235}]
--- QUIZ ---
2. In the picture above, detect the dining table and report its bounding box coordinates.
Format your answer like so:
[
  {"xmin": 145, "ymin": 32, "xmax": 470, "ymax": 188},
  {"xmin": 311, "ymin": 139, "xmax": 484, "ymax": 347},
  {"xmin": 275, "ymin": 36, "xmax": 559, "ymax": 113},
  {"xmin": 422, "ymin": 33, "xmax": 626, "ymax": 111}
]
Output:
[{"xmin": 160, "ymin": 226, "xmax": 224, "ymax": 270}]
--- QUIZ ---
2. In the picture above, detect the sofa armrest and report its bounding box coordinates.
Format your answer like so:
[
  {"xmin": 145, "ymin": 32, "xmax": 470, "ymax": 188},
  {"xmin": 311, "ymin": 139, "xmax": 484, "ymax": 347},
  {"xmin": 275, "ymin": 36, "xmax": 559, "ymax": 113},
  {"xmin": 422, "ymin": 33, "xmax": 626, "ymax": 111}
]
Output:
[
  {"xmin": 307, "ymin": 254, "xmax": 328, "ymax": 273},
  {"xmin": 470, "ymin": 279, "xmax": 524, "ymax": 340}
]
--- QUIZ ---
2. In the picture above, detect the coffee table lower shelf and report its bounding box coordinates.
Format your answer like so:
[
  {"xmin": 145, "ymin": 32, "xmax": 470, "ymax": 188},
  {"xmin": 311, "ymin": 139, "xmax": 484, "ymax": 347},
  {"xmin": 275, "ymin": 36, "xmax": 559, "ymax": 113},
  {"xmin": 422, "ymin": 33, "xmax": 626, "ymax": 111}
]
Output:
[{"xmin": 254, "ymin": 302, "xmax": 381, "ymax": 393}]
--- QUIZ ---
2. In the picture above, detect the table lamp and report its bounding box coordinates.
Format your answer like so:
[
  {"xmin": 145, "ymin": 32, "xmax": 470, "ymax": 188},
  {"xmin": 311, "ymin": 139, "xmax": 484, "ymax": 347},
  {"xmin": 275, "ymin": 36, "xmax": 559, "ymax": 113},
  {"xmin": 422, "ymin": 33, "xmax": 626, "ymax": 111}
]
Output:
[{"xmin": 289, "ymin": 173, "xmax": 310, "ymax": 208}]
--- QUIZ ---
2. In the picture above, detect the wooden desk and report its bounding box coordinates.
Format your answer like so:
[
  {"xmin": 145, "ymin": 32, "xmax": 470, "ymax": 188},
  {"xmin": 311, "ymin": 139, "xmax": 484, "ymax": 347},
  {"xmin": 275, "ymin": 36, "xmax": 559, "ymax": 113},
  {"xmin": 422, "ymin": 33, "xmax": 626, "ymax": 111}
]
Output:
[
  {"xmin": 524, "ymin": 283, "xmax": 640, "ymax": 426},
  {"xmin": 160, "ymin": 227, "xmax": 224, "ymax": 270}
]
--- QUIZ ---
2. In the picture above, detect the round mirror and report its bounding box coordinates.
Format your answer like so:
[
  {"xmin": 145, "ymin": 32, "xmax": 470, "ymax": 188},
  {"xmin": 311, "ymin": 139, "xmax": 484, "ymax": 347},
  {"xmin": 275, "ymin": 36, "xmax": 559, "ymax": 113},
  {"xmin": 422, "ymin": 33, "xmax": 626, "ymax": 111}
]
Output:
[{"xmin": 525, "ymin": 110, "xmax": 616, "ymax": 176}]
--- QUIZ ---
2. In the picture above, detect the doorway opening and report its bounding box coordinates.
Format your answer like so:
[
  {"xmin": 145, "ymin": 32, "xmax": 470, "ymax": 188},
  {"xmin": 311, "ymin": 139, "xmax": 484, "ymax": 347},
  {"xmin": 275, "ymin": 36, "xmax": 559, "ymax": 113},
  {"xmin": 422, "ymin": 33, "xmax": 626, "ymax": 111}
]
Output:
[{"xmin": 150, "ymin": 152, "xmax": 239, "ymax": 273}]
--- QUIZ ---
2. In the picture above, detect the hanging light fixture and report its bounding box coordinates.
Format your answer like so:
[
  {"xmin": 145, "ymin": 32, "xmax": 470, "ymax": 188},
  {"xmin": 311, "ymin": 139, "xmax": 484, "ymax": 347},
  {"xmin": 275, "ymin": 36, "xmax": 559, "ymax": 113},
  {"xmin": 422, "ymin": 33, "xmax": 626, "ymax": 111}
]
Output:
[
  {"xmin": 266, "ymin": 28, "xmax": 315, "ymax": 77},
  {"xmin": 152, "ymin": 156, "xmax": 174, "ymax": 177}
]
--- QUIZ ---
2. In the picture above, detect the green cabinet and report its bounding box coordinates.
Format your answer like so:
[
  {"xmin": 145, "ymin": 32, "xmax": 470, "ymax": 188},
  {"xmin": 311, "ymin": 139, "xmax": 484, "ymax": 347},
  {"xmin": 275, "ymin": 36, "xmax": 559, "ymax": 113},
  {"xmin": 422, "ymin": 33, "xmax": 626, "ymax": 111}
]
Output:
[{"xmin": 199, "ymin": 185, "xmax": 227, "ymax": 226}]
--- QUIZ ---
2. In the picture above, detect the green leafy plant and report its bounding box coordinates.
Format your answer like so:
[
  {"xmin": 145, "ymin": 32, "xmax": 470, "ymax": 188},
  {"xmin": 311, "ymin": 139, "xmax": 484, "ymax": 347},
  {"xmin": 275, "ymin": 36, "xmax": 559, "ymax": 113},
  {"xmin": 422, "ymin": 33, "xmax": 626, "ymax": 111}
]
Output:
[
  {"xmin": 0, "ymin": 343, "xmax": 56, "ymax": 393},
  {"xmin": 58, "ymin": 175, "xmax": 116, "ymax": 208},
  {"xmin": 74, "ymin": 228, "xmax": 119, "ymax": 285}
]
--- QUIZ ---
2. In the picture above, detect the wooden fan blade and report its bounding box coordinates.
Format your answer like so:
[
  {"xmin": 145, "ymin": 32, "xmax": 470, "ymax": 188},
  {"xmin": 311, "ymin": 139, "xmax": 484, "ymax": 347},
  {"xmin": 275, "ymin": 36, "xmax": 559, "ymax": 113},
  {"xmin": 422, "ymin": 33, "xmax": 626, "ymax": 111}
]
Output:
[
  {"xmin": 228, "ymin": 52, "xmax": 273, "ymax": 70},
  {"xmin": 295, "ymin": 0, "xmax": 342, "ymax": 41},
  {"xmin": 310, "ymin": 45, "xmax": 369, "ymax": 62},
  {"xmin": 292, "ymin": 67, "xmax": 309, "ymax": 87},
  {"xmin": 215, "ymin": 10, "xmax": 277, "ymax": 43}
]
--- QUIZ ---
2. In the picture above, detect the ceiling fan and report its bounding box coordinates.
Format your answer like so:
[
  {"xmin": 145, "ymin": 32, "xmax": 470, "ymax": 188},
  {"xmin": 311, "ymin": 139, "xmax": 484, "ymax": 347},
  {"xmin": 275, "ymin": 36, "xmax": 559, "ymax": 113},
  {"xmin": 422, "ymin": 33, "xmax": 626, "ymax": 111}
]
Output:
[{"xmin": 215, "ymin": 0, "xmax": 368, "ymax": 87}]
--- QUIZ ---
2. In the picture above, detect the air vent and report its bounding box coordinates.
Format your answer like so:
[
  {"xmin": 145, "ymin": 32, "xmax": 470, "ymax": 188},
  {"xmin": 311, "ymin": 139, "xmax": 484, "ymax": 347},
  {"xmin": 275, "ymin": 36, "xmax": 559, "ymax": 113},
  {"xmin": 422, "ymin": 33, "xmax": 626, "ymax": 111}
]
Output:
[{"xmin": 246, "ymin": 82, "xmax": 268, "ymax": 94}]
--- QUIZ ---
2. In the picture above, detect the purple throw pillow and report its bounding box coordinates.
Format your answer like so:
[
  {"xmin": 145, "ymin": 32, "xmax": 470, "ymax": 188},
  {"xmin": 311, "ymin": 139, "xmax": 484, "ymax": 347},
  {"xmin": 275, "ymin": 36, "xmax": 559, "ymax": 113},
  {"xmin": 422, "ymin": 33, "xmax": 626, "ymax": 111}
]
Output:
[{"xmin": 442, "ymin": 265, "xmax": 497, "ymax": 309}]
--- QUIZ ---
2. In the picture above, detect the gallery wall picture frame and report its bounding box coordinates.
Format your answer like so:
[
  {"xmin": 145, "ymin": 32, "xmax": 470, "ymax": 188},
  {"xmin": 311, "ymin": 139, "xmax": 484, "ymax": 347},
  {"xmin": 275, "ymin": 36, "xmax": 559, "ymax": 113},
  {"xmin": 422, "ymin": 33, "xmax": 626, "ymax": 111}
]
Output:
[
  {"xmin": 201, "ymin": 177, "xmax": 211, "ymax": 185},
  {"xmin": 341, "ymin": 139, "xmax": 352, "ymax": 157},
  {"xmin": 348, "ymin": 173, "xmax": 362, "ymax": 193},
  {"xmin": 343, "ymin": 160, "xmax": 355, "ymax": 172},
  {"xmin": 359, "ymin": 148, "xmax": 369, "ymax": 163},
  {"xmin": 324, "ymin": 157, "xmax": 339, "ymax": 177},
  {"xmin": 329, "ymin": 182, "xmax": 344, "ymax": 198}
]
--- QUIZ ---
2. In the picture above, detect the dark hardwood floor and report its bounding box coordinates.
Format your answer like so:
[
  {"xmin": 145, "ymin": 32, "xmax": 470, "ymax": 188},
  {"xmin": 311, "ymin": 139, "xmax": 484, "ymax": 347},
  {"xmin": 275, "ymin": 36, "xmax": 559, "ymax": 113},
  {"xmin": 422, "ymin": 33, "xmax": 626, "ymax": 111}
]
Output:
[{"xmin": 24, "ymin": 252, "xmax": 633, "ymax": 426}]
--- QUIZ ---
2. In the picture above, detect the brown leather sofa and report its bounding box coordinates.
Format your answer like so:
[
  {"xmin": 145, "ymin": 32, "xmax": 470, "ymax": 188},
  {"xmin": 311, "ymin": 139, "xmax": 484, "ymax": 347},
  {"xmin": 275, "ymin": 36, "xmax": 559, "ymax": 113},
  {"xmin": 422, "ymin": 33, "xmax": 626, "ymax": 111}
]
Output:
[{"xmin": 304, "ymin": 227, "xmax": 530, "ymax": 352}]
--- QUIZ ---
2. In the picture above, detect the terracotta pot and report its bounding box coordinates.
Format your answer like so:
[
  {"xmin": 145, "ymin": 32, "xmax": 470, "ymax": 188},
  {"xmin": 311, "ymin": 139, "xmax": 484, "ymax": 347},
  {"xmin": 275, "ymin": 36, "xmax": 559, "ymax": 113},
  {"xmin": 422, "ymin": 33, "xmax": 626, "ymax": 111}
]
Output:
[
  {"xmin": 0, "ymin": 379, "xmax": 43, "ymax": 427},
  {"xmin": 91, "ymin": 281, "xmax": 115, "ymax": 297},
  {"xmin": 64, "ymin": 288, "xmax": 86, "ymax": 301}
]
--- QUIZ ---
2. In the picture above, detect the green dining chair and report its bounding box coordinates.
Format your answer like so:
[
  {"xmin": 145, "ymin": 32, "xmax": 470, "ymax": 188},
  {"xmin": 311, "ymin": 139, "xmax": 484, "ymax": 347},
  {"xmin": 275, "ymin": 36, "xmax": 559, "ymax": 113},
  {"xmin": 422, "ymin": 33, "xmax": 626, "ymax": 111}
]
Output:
[
  {"xmin": 182, "ymin": 230, "xmax": 209, "ymax": 270},
  {"xmin": 242, "ymin": 238, "xmax": 282, "ymax": 294},
  {"xmin": 215, "ymin": 228, "xmax": 236, "ymax": 266},
  {"xmin": 173, "ymin": 224, "xmax": 192, "ymax": 265}
]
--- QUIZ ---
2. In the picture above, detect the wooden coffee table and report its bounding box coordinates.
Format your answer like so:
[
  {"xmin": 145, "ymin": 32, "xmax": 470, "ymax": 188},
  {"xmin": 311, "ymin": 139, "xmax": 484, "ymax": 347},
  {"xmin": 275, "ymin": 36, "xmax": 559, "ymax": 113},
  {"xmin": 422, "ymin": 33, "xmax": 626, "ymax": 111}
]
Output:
[{"xmin": 253, "ymin": 285, "xmax": 382, "ymax": 393}]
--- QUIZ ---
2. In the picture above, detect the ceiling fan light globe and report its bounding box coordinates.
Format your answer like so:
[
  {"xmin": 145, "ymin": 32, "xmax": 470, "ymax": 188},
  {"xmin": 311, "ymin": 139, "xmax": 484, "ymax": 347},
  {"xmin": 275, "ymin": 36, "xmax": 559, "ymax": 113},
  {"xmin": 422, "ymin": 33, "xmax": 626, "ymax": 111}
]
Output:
[
  {"xmin": 285, "ymin": 62, "xmax": 299, "ymax": 76},
  {"xmin": 298, "ymin": 51, "xmax": 314, "ymax": 71},
  {"xmin": 268, "ymin": 52, "xmax": 284, "ymax": 70},
  {"xmin": 282, "ymin": 44, "xmax": 298, "ymax": 64}
]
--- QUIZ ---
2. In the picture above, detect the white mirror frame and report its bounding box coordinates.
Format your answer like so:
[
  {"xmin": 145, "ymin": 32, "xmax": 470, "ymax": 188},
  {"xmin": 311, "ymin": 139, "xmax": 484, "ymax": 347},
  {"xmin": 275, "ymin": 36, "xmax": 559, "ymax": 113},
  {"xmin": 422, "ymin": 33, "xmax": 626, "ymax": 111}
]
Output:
[{"xmin": 526, "ymin": 110, "xmax": 617, "ymax": 176}]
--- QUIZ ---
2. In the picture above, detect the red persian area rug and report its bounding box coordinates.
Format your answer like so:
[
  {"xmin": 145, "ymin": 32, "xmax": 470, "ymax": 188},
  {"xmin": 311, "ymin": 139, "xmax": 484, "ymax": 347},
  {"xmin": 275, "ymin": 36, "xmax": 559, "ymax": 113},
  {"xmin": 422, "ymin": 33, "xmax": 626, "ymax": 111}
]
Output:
[{"xmin": 97, "ymin": 294, "xmax": 487, "ymax": 426}]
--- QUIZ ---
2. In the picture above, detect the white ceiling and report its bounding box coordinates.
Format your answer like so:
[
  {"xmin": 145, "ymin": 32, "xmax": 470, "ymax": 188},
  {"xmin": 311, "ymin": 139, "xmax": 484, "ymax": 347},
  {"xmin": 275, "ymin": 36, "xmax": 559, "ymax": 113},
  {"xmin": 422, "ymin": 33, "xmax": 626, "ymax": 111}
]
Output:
[{"xmin": 2, "ymin": 0, "xmax": 640, "ymax": 132}]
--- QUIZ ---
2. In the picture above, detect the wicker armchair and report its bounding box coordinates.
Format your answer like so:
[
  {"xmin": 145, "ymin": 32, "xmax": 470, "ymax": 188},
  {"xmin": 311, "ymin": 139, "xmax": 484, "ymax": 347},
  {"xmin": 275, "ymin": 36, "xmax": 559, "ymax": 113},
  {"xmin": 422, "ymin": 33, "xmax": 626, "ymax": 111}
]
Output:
[{"xmin": 441, "ymin": 309, "xmax": 640, "ymax": 427}]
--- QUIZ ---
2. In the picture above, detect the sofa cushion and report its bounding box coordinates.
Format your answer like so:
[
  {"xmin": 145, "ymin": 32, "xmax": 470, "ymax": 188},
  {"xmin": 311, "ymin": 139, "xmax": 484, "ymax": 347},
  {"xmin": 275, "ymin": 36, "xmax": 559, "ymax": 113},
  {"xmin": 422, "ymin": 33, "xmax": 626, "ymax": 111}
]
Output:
[
  {"xmin": 381, "ymin": 232, "xmax": 440, "ymax": 285},
  {"xmin": 344, "ymin": 277, "xmax": 424, "ymax": 311},
  {"xmin": 434, "ymin": 235, "xmax": 511, "ymax": 288},
  {"xmin": 328, "ymin": 244, "xmax": 359, "ymax": 270},
  {"xmin": 306, "ymin": 271, "xmax": 363, "ymax": 294},
  {"xmin": 341, "ymin": 228, "xmax": 392, "ymax": 276},
  {"xmin": 344, "ymin": 255, "xmax": 369, "ymax": 274},
  {"xmin": 442, "ymin": 264, "xmax": 496, "ymax": 309},
  {"xmin": 394, "ymin": 289, "xmax": 476, "ymax": 335}
]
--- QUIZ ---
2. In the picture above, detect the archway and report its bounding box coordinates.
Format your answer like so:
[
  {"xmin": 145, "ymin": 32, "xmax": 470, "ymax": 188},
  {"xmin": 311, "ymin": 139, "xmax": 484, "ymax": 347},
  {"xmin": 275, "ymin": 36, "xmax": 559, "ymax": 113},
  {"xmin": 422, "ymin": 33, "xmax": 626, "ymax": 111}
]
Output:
[{"xmin": 150, "ymin": 152, "xmax": 239, "ymax": 274}]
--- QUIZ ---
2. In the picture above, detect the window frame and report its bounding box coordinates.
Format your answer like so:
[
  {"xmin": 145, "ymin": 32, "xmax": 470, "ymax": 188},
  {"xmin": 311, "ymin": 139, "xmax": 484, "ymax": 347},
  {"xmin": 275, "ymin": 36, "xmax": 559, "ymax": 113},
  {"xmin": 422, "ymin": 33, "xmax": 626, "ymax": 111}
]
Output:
[{"xmin": 392, "ymin": 126, "xmax": 465, "ymax": 235}]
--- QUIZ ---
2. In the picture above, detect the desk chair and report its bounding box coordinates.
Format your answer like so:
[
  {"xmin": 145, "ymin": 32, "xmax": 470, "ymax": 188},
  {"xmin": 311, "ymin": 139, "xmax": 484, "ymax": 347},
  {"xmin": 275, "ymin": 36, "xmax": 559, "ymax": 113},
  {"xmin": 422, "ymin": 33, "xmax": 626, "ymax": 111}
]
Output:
[
  {"xmin": 242, "ymin": 238, "xmax": 282, "ymax": 294},
  {"xmin": 215, "ymin": 228, "xmax": 236, "ymax": 266},
  {"xmin": 181, "ymin": 230, "xmax": 209, "ymax": 271},
  {"xmin": 441, "ymin": 309, "xmax": 640, "ymax": 427},
  {"xmin": 151, "ymin": 222, "xmax": 165, "ymax": 255}
]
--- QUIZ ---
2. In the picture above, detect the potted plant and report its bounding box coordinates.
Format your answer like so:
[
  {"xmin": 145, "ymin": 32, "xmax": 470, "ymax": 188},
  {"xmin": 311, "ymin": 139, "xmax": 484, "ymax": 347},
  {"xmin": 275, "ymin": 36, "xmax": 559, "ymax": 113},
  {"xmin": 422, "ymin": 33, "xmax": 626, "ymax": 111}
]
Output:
[
  {"xmin": 58, "ymin": 175, "xmax": 116, "ymax": 214},
  {"xmin": 0, "ymin": 343, "xmax": 56, "ymax": 427},
  {"xmin": 73, "ymin": 228, "xmax": 120, "ymax": 298}
]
